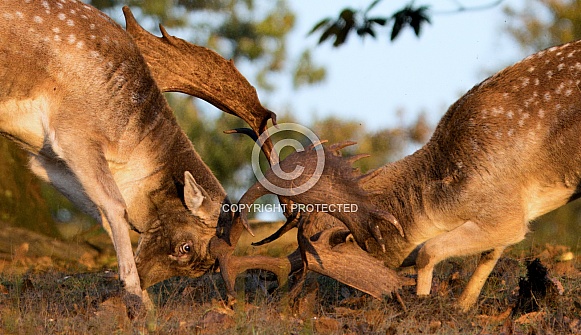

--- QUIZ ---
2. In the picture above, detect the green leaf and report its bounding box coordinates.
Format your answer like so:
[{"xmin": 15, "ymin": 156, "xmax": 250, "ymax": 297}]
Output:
[
  {"xmin": 368, "ymin": 17, "xmax": 388, "ymax": 26},
  {"xmin": 309, "ymin": 18, "xmax": 331, "ymax": 35},
  {"xmin": 366, "ymin": 0, "xmax": 383, "ymax": 13}
]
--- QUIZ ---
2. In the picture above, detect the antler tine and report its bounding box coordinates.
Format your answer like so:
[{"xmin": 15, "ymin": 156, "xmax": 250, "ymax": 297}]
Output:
[
  {"xmin": 251, "ymin": 211, "xmax": 301, "ymax": 246},
  {"xmin": 329, "ymin": 140, "xmax": 357, "ymax": 152},
  {"xmin": 346, "ymin": 153, "xmax": 371, "ymax": 164},
  {"xmin": 223, "ymin": 128, "xmax": 258, "ymax": 141},
  {"xmin": 158, "ymin": 24, "xmax": 176, "ymax": 43},
  {"xmin": 306, "ymin": 139, "xmax": 329, "ymax": 151}
]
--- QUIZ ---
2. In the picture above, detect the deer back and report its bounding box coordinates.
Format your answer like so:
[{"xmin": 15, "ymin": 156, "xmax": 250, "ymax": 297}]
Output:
[{"xmin": 0, "ymin": 0, "xmax": 228, "ymax": 289}]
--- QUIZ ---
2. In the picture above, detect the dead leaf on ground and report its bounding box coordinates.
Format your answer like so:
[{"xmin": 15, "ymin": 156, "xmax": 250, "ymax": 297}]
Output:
[
  {"xmin": 314, "ymin": 316, "xmax": 341, "ymax": 334},
  {"xmin": 94, "ymin": 296, "xmax": 131, "ymax": 327},
  {"xmin": 196, "ymin": 309, "xmax": 235, "ymax": 334},
  {"xmin": 12, "ymin": 242, "xmax": 29, "ymax": 264},
  {"xmin": 515, "ymin": 311, "xmax": 546, "ymax": 325},
  {"xmin": 476, "ymin": 307, "xmax": 512, "ymax": 324},
  {"xmin": 566, "ymin": 317, "xmax": 581, "ymax": 333}
]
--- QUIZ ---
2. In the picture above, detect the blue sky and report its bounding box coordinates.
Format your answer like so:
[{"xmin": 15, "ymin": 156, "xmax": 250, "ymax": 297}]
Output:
[{"xmin": 266, "ymin": 0, "xmax": 527, "ymax": 131}]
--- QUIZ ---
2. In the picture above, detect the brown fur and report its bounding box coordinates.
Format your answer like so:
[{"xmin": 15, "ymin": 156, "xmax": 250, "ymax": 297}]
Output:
[
  {"xmin": 238, "ymin": 40, "xmax": 581, "ymax": 311},
  {"xmin": 0, "ymin": 0, "xmax": 251, "ymax": 310}
]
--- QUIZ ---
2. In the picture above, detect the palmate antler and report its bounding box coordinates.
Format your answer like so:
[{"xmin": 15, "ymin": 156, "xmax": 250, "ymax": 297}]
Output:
[
  {"xmin": 122, "ymin": 7, "xmax": 277, "ymax": 164},
  {"xmin": 239, "ymin": 142, "xmax": 404, "ymax": 252},
  {"xmin": 234, "ymin": 142, "xmax": 407, "ymax": 298}
]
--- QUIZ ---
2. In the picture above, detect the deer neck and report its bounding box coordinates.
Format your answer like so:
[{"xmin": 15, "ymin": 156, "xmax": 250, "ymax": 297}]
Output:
[
  {"xmin": 113, "ymin": 100, "xmax": 226, "ymax": 233},
  {"xmin": 362, "ymin": 148, "xmax": 436, "ymax": 267}
]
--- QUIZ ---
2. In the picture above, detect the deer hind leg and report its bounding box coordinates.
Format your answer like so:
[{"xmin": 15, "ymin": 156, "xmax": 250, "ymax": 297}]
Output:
[{"xmin": 415, "ymin": 220, "xmax": 526, "ymax": 310}]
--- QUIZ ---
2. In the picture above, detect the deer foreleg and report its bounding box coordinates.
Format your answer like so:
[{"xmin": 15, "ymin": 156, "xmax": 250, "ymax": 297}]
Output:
[
  {"xmin": 44, "ymin": 135, "xmax": 144, "ymax": 315},
  {"xmin": 415, "ymin": 220, "xmax": 525, "ymax": 310}
]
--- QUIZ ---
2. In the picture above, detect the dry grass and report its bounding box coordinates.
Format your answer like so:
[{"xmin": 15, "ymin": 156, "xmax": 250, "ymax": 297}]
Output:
[{"xmin": 0, "ymin": 225, "xmax": 580, "ymax": 334}]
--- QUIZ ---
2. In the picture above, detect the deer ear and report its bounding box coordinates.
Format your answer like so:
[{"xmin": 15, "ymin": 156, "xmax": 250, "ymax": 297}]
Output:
[{"xmin": 184, "ymin": 171, "xmax": 218, "ymax": 226}]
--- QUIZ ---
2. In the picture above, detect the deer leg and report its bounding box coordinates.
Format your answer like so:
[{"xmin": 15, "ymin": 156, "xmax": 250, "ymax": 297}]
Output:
[
  {"xmin": 43, "ymin": 137, "xmax": 143, "ymax": 314},
  {"xmin": 415, "ymin": 220, "xmax": 526, "ymax": 310},
  {"xmin": 457, "ymin": 247, "xmax": 505, "ymax": 311}
]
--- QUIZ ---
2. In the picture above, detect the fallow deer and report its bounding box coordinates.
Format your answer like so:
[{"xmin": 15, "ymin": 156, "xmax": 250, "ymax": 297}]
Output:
[
  {"xmin": 0, "ymin": 0, "xmax": 279, "ymax": 314},
  {"xmin": 235, "ymin": 40, "xmax": 581, "ymax": 311}
]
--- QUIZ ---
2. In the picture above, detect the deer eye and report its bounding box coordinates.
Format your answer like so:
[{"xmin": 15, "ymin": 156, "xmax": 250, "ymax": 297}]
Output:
[{"xmin": 179, "ymin": 243, "xmax": 191, "ymax": 254}]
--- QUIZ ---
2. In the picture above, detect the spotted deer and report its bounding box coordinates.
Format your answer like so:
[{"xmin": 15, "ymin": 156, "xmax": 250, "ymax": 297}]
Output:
[
  {"xmin": 0, "ymin": 0, "xmax": 281, "ymax": 315},
  {"xmin": 235, "ymin": 40, "xmax": 581, "ymax": 310}
]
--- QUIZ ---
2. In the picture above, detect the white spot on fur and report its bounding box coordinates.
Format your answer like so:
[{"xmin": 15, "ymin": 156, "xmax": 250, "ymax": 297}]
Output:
[
  {"xmin": 3, "ymin": 13, "xmax": 14, "ymax": 20},
  {"xmin": 89, "ymin": 23, "xmax": 96, "ymax": 30},
  {"xmin": 538, "ymin": 109, "xmax": 545, "ymax": 118},
  {"xmin": 67, "ymin": 34, "xmax": 76, "ymax": 44},
  {"xmin": 15, "ymin": 11, "xmax": 24, "ymax": 19},
  {"xmin": 57, "ymin": 13, "xmax": 66, "ymax": 20},
  {"xmin": 491, "ymin": 107, "xmax": 504, "ymax": 116},
  {"xmin": 557, "ymin": 63, "xmax": 565, "ymax": 71},
  {"xmin": 52, "ymin": 27, "xmax": 60, "ymax": 34},
  {"xmin": 521, "ymin": 77, "xmax": 530, "ymax": 87},
  {"xmin": 544, "ymin": 92, "xmax": 551, "ymax": 101},
  {"xmin": 547, "ymin": 70, "xmax": 553, "ymax": 79},
  {"xmin": 527, "ymin": 66, "xmax": 535, "ymax": 72},
  {"xmin": 33, "ymin": 16, "xmax": 43, "ymax": 23},
  {"xmin": 534, "ymin": 78, "xmax": 540, "ymax": 86},
  {"xmin": 507, "ymin": 111, "xmax": 514, "ymax": 119},
  {"xmin": 89, "ymin": 50, "xmax": 100, "ymax": 58},
  {"xmin": 507, "ymin": 129, "xmax": 514, "ymax": 137},
  {"xmin": 76, "ymin": 41, "xmax": 84, "ymax": 49},
  {"xmin": 54, "ymin": 35, "xmax": 61, "ymax": 42},
  {"xmin": 66, "ymin": 19, "xmax": 74, "ymax": 26}
]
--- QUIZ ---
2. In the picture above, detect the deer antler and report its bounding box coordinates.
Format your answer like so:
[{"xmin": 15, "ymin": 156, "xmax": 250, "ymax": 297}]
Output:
[
  {"xmin": 229, "ymin": 142, "xmax": 407, "ymax": 299},
  {"xmin": 299, "ymin": 226, "xmax": 406, "ymax": 298},
  {"xmin": 237, "ymin": 141, "xmax": 404, "ymax": 253},
  {"xmin": 208, "ymin": 212, "xmax": 302, "ymax": 301},
  {"xmin": 122, "ymin": 6, "xmax": 277, "ymax": 164}
]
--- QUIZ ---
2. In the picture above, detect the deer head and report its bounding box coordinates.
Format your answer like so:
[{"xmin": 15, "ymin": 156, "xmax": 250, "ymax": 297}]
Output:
[{"xmin": 231, "ymin": 142, "xmax": 407, "ymax": 298}]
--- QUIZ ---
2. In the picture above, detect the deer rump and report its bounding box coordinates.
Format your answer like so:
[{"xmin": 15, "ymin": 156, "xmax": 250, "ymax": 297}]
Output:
[{"xmin": 235, "ymin": 40, "xmax": 581, "ymax": 310}]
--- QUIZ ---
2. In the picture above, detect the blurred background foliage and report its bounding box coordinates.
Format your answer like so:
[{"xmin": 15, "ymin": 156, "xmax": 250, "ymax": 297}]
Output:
[{"xmin": 0, "ymin": 0, "xmax": 579, "ymax": 246}]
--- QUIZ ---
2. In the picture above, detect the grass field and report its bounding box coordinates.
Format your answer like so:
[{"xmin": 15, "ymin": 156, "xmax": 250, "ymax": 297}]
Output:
[{"xmin": 0, "ymin": 222, "xmax": 579, "ymax": 334}]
